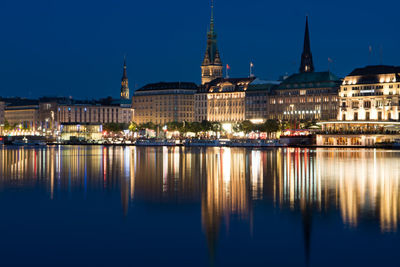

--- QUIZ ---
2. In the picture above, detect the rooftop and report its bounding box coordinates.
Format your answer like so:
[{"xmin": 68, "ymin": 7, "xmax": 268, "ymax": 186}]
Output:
[
  {"xmin": 275, "ymin": 71, "xmax": 341, "ymax": 90},
  {"xmin": 205, "ymin": 77, "xmax": 255, "ymax": 87},
  {"xmin": 136, "ymin": 82, "xmax": 198, "ymax": 92},
  {"xmin": 348, "ymin": 65, "xmax": 400, "ymax": 76},
  {"xmin": 1, "ymin": 98, "xmax": 39, "ymax": 107}
]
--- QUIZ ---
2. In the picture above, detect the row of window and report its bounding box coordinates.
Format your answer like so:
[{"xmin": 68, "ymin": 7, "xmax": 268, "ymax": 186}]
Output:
[{"xmin": 270, "ymin": 97, "xmax": 337, "ymax": 104}]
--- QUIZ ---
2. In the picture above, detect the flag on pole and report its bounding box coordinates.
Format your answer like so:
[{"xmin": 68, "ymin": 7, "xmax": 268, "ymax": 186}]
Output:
[{"xmin": 226, "ymin": 64, "xmax": 230, "ymax": 70}]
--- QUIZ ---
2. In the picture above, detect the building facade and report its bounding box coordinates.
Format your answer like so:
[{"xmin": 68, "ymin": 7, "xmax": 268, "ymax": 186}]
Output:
[
  {"xmin": 60, "ymin": 123, "xmax": 103, "ymax": 142},
  {"xmin": 268, "ymin": 72, "xmax": 340, "ymax": 121},
  {"xmin": 245, "ymin": 80, "xmax": 278, "ymax": 122},
  {"xmin": 201, "ymin": 1, "xmax": 223, "ymax": 85},
  {"xmin": 132, "ymin": 82, "xmax": 198, "ymax": 125},
  {"xmin": 38, "ymin": 97, "xmax": 133, "ymax": 134},
  {"xmin": 57, "ymin": 104, "xmax": 132, "ymax": 125},
  {"xmin": 338, "ymin": 65, "xmax": 400, "ymax": 122},
  {"xmin": 3, "ymin": 98, "xmax": 40, "ymax": 131},
  {"xmin": 194, "ymin": 92, "xmax": 208, "ymax": 122},
  {"xmin": 198, "ymin": 77, "xmax": 255, "ymax": 122}
]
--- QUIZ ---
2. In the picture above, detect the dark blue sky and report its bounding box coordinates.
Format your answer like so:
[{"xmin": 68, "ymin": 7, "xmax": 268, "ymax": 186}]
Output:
[{"xmin": 0, "ymin": 0, "xmax": 399, "ymax": 99}]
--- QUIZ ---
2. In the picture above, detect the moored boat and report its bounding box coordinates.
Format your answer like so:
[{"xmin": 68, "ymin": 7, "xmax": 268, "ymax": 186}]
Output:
[
  {"xmin": 183, "ymin": 139, "xmax": 225, "ymax": 147},
  {"xmin": 12, "ymin": 137, "xmax": 47, "ymax": 146},
  {"xmin": 135, "ymin": 139, "xmax": 176, "ymax": 146}
]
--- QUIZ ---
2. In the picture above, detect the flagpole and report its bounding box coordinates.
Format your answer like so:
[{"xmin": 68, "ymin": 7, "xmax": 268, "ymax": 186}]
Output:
[
  {"xmin": 249, "ymin": 62, "xmax": 252, "ymax": 77},
  {"xmin": 249, "ymin": 62, "xmax": 254, "ymax": 77}
]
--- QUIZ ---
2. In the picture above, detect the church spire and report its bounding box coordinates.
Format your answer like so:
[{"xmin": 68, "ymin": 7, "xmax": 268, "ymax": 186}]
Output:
[
  {"xmin": 120, "ymin": 56, "xmax": 129, "ymax": 100},
  {"xmin": 299, "ymin": 16, "xmax": 315, "ymax": 73},
  {"xmin": 210, "ymin": 0, "xmax": 214, "ymax": 34},
  {"xmin": 201, "ymin": 0, "xmax": 223, "ymax": 85},
  {"xmin": 122, "ymin": 56, "xmax": 127, "ymax": 79}
]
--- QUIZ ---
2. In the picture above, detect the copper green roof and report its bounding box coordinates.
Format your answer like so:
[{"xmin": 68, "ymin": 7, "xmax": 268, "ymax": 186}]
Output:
[
  {"xmin": 247, "ymin": 83, "xmax": 277, "ymax": 92},
  {"xmin": 275, "ymin": 71, "xmax": 341, "ymax": 90}
]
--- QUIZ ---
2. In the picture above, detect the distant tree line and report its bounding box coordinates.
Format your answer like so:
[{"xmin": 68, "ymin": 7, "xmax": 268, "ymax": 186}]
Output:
[{"xmin": 93, "ymin": 119, "xmax": 319, "ymax": 136}]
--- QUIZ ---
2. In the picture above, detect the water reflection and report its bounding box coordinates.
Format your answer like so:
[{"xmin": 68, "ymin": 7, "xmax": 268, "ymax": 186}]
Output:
[{"xmin": 0, "ymin": 146, "xmax": 399, "ymax": 262}]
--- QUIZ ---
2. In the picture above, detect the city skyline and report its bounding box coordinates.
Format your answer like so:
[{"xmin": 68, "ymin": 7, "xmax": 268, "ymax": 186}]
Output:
[{"xmin": 1, "ymin": 0, "xmax": 399, "ymax": 99}]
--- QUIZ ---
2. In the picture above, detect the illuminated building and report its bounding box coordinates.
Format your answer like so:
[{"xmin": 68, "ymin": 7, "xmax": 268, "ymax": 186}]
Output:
[
  {"xmin": 132, "ymin": 82, "xmax": 198, "ymax": 125},
  {"xmin": 338, "ymin": 65, "xmax": 400, "ymax": 121},
  {"xmin": 60, "ymin": 123, "xmax": 103, "ymax": 141},
  {"xmin": 120, "ymin": 57, "xmax": 130, "ymax": 100},
  {"xmin": 194, "ymin": 90, "xmax": 208, "ymax": 122},
  {"xmin": 268, "ymin": 17, "xmax": 341, "ymax": 121},
  {"xmin": 198, "ymin": 77, "xmax": 255, "ymax": 122},
  {"xmin": 38, "ymin": 97, "xmax": 133, "ymax": 133},
  {"xmin": 245, "ymin": 80, "xmax": 279, "ymax": 122},
  {"xmin": 316, "ymin": 66, "xmax": 400, "ymax": 146},
  {"xmin": 201, "ymin": 0, "xmax": 223, "ymax": 85},
  {"xmin": 3, "ymin": 98, "xmax": 40, "ymax": 131},
  {"xmin": 57, "ymin": 102, "xmax": 132, "ymax": 124}
]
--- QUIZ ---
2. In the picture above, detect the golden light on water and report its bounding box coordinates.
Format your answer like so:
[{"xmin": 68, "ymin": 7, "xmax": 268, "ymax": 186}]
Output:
[{"xmin": 0, "ymin": 146, "xmax": 399, "ymax": 233}]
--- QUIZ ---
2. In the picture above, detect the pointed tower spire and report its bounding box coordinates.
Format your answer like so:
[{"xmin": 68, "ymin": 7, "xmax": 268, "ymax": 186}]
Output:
[
  {"xmin": 122, "ymin": 55, "xmax": 127, "ymax": 79},
  {"xmin": 299, "ymin": 16, "xmax": 315, "ymax": 73},
  {"xmin": 201, "ymin": 0, "xmax": 223, "ymax": 85},
  {"xmin": 210, "ymin": 0, "xmax": 214, "ymax": 33},
  {"xmin": 121, "ymin": 55, "xmax": 129, "ymax": 100}
]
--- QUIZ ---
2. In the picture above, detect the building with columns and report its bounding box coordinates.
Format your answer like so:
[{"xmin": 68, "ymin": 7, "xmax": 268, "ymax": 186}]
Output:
[
  {"xmin": 338, "ymin": 65, "xmax": 400, "ymax": 121},
  {"xmin": 197, "ymin": 77, "xmax": 255, "ymax": 123},
  {"xmin": 316, "ymin": 65, "xmax": 400, "ymax": 147},
  {"xmin": 201, "ymin": 1, "xmax": 223, "ymax": 85}
]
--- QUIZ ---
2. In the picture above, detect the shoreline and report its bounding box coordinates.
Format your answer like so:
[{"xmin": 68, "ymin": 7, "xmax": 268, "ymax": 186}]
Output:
[{"xmin": 1, "ymin": 143, "xmax": 399, "ymax": 149}]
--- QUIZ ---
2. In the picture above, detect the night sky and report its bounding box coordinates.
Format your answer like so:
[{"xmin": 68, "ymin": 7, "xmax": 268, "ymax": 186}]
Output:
[{"xmin": 0, "ymin": 0, "xmax": 399, "ymax": 99}]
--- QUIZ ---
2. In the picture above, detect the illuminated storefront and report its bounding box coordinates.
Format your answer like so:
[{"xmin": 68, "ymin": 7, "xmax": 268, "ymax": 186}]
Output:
[{"xmin": 60, "ymin": 123, "xmax": 103, "ymax": 142}]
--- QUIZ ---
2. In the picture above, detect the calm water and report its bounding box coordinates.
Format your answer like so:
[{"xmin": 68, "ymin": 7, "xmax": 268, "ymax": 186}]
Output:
[{"xmin": 0, "ymin": 146, "xmax": 399, "ymax": 266}]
